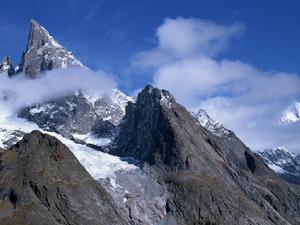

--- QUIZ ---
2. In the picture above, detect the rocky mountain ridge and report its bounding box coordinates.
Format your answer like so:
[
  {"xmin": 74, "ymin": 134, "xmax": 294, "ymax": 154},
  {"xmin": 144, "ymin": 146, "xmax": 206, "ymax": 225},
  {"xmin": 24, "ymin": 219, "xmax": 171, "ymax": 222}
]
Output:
[
  {"xmin": 19, "ymin": 20, "xmax": 84, "ymax": 78},
  {"xmin": 0, "ymin": 20, "xmax": 169, "ymax": 225},
  {"xmin": 258, "ymin": 147, "xmax": 300, "ymax": 185},
  {"xmin": 194, "ymin": 108, "xmax": 300, "ymax": 186},
  {"xmin": 192, "ymin": 109, "xmax": 231, "ymax": 137},
  {"xmin": 19, "ymin": 89, "xmax": 132, "ymax": 144},
  {"xmin": 0, "ymin": 19, "xmax": 133, "ymax": 148},
  {"xmin": 113, "ymin": 84, "xmax": 300, "ymax": 225},
  {"xmin": 1, "ymin": 20, "xmax": 300, "ymax": 225}
]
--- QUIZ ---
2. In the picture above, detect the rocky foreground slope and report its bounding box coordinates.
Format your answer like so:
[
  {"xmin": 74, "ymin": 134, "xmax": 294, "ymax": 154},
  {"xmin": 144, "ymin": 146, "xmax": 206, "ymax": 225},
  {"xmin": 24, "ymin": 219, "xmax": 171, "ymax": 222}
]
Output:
[{"xmin": 0, "ymin": 131, "xmax": 128, "ymax": 225}]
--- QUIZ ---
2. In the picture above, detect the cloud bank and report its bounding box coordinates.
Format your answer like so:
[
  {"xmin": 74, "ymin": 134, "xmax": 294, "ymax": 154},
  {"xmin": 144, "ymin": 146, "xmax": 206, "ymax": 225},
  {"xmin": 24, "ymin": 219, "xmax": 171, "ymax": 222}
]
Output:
[
  {"xmin": 133, "ymin": 17, "xmax": 300, "ymax": 153},
  {"xmin": 0, "ymin": 68, "xmax": 116, "ymax": 118}
]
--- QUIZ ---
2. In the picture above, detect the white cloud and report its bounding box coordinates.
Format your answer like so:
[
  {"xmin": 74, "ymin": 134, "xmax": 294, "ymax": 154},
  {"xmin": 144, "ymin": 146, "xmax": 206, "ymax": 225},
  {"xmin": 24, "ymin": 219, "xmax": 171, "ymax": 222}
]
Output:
[
  {"xmin": 133, "ymin": 17, "xmax": 244, "ymax": 69},
  {"xmin": 133, "ymin": 17, "xmax": 300, "ymax": 153},
  {"xmin": 157, "ymin": 17, "xmax": 244, "ymax": 57},
  {"xmin": 0, "ymin": 68, "xmax": 116, "ymax": 118}
]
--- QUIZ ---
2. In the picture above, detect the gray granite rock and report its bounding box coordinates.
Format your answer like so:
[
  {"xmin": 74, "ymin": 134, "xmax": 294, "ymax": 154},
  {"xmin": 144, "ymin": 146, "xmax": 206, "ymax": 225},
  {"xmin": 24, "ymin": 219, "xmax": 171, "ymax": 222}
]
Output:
[
  {"xmin": 0, "ymin": 131, "xmax": 129, "ymax": 225},
  {"xmin": 113, "ymin": 84, "xmax": 300, "ymax": 225},
  {"xmin": 0, "ymin": 56, "xmax": 15, "ymax": 76},
  {"xmin": 19, "ymin": 20, "xmax": 84, "ymax": 78}
]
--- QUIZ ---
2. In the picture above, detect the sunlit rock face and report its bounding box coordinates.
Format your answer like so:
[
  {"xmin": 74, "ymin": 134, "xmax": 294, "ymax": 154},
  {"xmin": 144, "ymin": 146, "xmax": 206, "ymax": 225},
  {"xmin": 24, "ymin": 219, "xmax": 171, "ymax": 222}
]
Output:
[{"xmin": 19, "ymin": 20, "xmax": 84, "ymax": 78}]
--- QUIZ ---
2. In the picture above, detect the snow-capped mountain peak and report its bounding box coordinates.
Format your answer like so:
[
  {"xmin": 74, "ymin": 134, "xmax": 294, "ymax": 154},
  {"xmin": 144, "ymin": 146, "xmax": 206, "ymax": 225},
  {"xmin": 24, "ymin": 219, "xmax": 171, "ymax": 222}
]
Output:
[
  {"xmin": 192, "ymin": 109, "xmax": 230, "ymax": 137},
  {"xmin": 281, "ymin": 101, "xmax": 300, "ymax": 124},
  {"xmin": 19, "ymin": 19, "xmax": 84, "ymax": 77},
  {"xmin": 258, "ymin": 147, "xmax": 300, "ymax": 185},
  {"xmin": 258, "ymin": 147, "xmax": 296, "ymax": 165}
]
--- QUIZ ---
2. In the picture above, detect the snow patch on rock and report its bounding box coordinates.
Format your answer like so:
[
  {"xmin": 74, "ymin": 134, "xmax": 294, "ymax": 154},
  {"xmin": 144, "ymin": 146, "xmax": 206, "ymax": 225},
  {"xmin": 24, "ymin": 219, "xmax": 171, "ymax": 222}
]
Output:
[{"xmin": 281, "ymin": 102, "xmax": 300, "ymax": 124}]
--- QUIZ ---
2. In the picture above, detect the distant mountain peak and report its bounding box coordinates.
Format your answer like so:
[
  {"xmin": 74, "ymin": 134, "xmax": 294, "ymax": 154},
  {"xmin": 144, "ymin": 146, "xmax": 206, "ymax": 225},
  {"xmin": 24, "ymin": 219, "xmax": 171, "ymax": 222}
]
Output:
[
  {"xmin": 281, "ymin": 101, "xmax": 300, "ymax": 124},
  {"xmin": 27, "ymin": 19, "xmax": 56, "ymax": 49},
  {"xmin": 258, "ymin": 147, "xmax": 300, "ymax": 185},
  {"xmin": 192, "ymin": 109, "xmax": 231, "ymax": 137},
  {"xmin": 19, "ymin": 19, "xmax": 84, "ymax": 78}
]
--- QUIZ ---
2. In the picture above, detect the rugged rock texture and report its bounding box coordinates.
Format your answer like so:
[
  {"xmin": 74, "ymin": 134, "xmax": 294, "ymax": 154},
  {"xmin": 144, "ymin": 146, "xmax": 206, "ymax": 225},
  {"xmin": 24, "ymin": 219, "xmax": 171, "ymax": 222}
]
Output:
[
  {"xmin": 114, "ymin": 85, "xmax": 300, "ymax": 225},
  {"xmin": 0, "ymin": 131, "xmax": 128, "ymax": 225},
  {"xmin": 18, "ymin": 20, "xmax": 83, "ymax": 78},
  {"xmin": 0, "ymin": 56, "xmax": 15, "ymax": 76},
  {"xmin": 15, "ymin": 20, "xmax": 133, "ymax": 146},
  {"xmin": 194, "ymin": 109, "xmax": 300, "ymax": 187},
  {"xmin": 2, "ymin": 19, "xmax": 300, "ymax": 225},
  {"xmin": 100, "ymin": 169, "xmax": 168, "ymax": 225},
  {"xmin": 192, "ymin": 109, "xmax": 231, "ymax": 137},
  {"xmin": 19, "ymin": 89, "xmax": 131, "ymax": 143},
  {"xmin": 258, "ymin": 147, "xmax": 300, "ymax": 186}
]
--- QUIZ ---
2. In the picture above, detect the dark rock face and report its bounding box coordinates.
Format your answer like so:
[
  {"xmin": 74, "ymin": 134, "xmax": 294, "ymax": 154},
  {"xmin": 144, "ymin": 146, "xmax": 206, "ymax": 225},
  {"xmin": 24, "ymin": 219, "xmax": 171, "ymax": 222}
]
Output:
[
  {"xmin": 114, "ymin": 85, "xmax": 182, "ymax": 170},
  {"xmin": 0, "ymin": 131, "xmax": 128, "ymax": 225},
  {"xmin": 114, "ymin": 85, "xmax": 300, "ymax": 225},
  {"xmin": 258, "ymin": 148, "xmax": 300, "ymax": 186},
  {"xmin": 19, "ymin": 20, "xmax": 83, "ymax": 78},
  {"xmin": 18, "ymin": 90, "xmax": 129, "ymax": 141}
]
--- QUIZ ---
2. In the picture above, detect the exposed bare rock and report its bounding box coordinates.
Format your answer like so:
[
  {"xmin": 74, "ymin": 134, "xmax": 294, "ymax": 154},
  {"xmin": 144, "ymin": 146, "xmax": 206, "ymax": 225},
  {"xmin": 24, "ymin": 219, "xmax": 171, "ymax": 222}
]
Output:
[
  {"xmin": 18, "ymin": 20, "xmax": 84, "ymax": 78},
  {"xmin": 0, "ymin": 131, "xmax": 129, "ymax": 225},
  {"xmin": 0, "ymin": 56, "xmax": 15, "ymax": 76},
  {"xmin": 113, "ymin": 84, "xmax": 300, "ymax": 225},
  {"xmin": 18, "ymin": 89, "xmax": 132, "ymax": 146}
]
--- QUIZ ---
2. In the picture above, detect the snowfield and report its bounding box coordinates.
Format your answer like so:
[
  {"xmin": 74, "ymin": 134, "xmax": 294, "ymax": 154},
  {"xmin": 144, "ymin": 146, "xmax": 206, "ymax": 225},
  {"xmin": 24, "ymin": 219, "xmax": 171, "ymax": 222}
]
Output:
[{"xmin": 0, "ymin": 114, "xmax": 137, "ymax": 180}]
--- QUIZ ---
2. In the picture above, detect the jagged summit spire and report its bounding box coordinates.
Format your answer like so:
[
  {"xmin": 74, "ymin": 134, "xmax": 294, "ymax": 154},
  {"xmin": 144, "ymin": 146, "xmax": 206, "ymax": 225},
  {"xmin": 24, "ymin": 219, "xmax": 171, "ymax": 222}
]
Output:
[
  {"xmin": 29, "ymin": 19, "xmax": 41, "ymax": 29},
  {"xmin": 27, "ymin": 19, "xmax": 55, "ymax": 50},
  {"xmin": 30, "ymin": 19, "xmax": 39, "ymax": 26},
  {"xmin": 19, "ymin": 19, "xmax": 84, "ymax": 78}
]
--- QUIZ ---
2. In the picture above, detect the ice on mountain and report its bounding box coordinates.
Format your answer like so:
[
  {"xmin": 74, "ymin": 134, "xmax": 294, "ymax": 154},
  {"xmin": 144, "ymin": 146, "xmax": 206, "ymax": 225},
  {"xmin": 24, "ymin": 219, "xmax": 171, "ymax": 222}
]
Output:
[
  {"xmin": 281, "ymin": 101, "xmax": 300, "ymax": 124},
  {"xmin": 73, "ymin": 133, "xmax": 111, "ymax": 146},
  {"xmin": 192, "ymin": 109, "xmax": 230, "ymax": 137}
]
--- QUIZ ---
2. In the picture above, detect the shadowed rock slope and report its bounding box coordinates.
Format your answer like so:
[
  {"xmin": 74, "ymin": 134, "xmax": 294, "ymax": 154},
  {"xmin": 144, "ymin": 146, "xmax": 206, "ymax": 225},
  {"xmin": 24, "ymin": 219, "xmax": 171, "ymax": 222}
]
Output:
[
  {"xmin": 113, "ymin": 85, "xmax": 300, "ymax": 225},
  {"xmin": 0, "ymin": 131, "xmax": 128, "ymax": 225}
]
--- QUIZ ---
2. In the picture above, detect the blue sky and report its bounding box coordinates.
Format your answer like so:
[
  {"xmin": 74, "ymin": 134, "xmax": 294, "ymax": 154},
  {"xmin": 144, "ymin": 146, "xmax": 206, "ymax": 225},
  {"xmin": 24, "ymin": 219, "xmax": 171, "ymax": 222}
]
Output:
[
  {"xmin": 1, "ymin": 0, "xmax": 300, "ymax": 91},
  {"xmin": 1, "ymin": 0, "xmax": 300, "ymax": 152}
]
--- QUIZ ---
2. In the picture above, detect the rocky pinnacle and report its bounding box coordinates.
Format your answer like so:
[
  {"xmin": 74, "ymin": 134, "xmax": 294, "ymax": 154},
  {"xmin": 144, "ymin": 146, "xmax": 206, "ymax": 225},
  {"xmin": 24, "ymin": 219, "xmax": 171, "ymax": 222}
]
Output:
[{"xmin": 19, "ymin": 20, "xmax": 84, "ymax": 78}]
